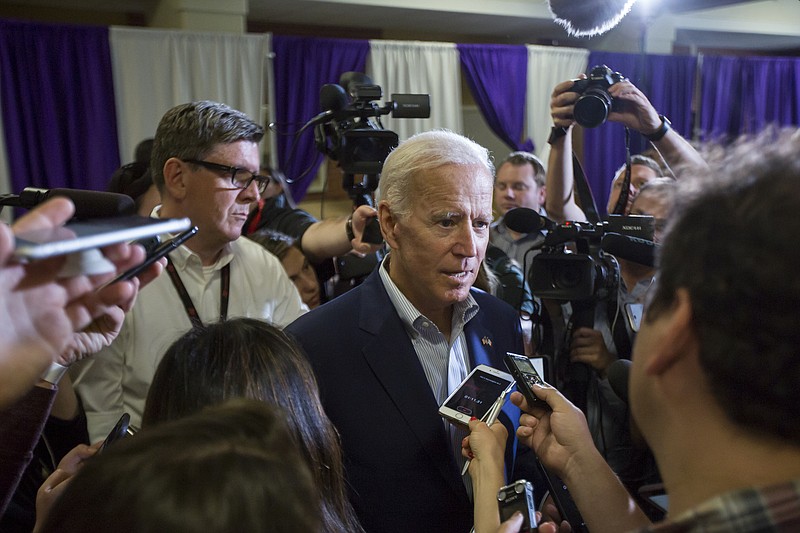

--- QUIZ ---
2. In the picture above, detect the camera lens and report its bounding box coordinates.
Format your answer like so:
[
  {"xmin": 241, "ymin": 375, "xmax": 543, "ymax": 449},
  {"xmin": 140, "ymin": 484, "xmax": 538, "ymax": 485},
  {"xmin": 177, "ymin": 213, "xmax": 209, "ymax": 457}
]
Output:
[
  {"xmin": 554, "ymin": 263, "xmax": 583, "ymax": 289},
  {"xmin": 574, "ymin": 90, "xmax": 612, "ymax": 128}
]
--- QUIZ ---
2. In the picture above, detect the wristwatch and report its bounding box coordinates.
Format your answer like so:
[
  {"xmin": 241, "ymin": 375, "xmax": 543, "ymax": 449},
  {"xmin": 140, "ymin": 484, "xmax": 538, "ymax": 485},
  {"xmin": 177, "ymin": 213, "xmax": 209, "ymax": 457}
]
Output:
[
  {"xmin": 40, "ymin": 362, "xmax": 69, "ymax": 385},
  {"xmin": 345, "ymin": 214, "xmax": 356, "ymax": 242},
  {"xmin": 548, "ymin": 125, "xmax": 569, "ymax": 145},
  {"xmin": 644, "ymin": 115, "xmax": 671, "ymax": 142}
]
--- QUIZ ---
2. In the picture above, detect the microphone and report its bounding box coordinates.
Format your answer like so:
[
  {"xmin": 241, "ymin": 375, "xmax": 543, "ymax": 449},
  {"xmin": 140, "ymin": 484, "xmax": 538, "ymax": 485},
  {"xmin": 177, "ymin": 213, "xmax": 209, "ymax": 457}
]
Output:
[
  {"xmin": 1, "ymin": 187, "xmax": 135, "ymax": 219},
  {"xmin": 607, "ymin": 359, "xmax": 631, "ymax": 404},
  {"xmin": 546, "ymin": 0, "xmax": 639, "ymax": 37},
  {"xmin": 601, "ymin": 232, "xmax": 657, "ymax": 267},
  {"xmin": 320, "ymin": 83, "xmax": 348, "ymax": 112},
  {"xmin": 503, "ymin": 208, "xmax": 555, "ymax": 234}
]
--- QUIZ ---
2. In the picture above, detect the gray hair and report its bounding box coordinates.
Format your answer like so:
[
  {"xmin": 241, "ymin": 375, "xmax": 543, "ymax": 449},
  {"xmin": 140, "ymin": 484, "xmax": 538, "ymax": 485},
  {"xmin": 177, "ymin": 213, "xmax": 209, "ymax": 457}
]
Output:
[
  {"xmin": 378, "ymin": 130, "xmax": 494, "ymax": 219},
  {"xmin": 151, "ymin": 101, "xmax": 264, "ymax": 191}
]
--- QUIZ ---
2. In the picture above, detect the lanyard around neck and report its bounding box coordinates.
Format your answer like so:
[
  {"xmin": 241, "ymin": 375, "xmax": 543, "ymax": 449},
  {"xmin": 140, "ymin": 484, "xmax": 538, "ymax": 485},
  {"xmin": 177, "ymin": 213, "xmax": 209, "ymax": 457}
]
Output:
[{"xmin": 165, "ymin": 258, "xmax": 230, "ymax": 328}]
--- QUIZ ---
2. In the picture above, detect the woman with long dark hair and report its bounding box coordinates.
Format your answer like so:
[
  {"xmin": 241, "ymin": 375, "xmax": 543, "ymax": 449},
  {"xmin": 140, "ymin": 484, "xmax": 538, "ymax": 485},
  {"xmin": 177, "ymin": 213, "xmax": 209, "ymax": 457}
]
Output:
[{"xmin": 142, "ymin": 318, "xmax": 364, "ymax": 533}]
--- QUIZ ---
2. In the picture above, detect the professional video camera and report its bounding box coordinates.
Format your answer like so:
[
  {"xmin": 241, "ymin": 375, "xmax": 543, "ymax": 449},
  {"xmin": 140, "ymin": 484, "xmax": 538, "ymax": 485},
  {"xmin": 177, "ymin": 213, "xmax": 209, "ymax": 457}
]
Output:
[
  {"xmin": 504, "ymin": 208, "xmax": 656, "ymax": 302},
  {"xmin": 568, "ymin": 64, "xmax": 625, "ymax": 128},
  {"xmin": 308, "ymin": 72, "xmax": 430, "ymax": 205}
]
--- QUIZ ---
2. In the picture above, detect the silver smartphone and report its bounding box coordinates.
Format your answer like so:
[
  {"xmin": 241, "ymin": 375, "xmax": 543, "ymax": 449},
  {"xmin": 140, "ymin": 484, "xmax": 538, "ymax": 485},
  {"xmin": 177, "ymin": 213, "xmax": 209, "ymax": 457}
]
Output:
[
  {"xmin": 438, "ymin": 364, "xmax": 514, "ymax": 426},
  {"xmin": 13, "ymin": 215, "xmax": 192, "ymax": 261}
]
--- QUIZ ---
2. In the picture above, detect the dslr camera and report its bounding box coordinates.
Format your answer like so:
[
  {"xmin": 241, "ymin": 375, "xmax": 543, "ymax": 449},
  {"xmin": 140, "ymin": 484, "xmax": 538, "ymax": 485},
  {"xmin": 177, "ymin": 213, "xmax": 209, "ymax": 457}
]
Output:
[{"xmin": 569, "ymin": 64, "xmax": 625, "ymax": 128}]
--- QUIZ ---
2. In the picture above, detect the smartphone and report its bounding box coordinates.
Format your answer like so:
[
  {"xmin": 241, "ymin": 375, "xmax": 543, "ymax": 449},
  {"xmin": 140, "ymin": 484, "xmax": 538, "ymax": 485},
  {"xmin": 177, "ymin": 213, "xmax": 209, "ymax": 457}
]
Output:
[
  {"xmin": 97, "ymin": 413, "xmax": 131, "ymax": 454},
  {"xmin": 538, "ymin": 460, "xmax": 588, "ymax": 533},
  {"xmin": 13, "ymin": 215, "xmax": 192, "ymax": 260},
  {"xmin": 438, "ymin": 364, "xmax": 514, "ymax": 426},
  {"xmin": 504, "ymin": 352, "xmax": 551, "ymax": 411},
  {"xmin": 497, "ymin": 479, "xmax": 537, "ymax": 532},
  {"xmin": 106, "ymin": 226, "xmax": 198, "ymax": 284}
]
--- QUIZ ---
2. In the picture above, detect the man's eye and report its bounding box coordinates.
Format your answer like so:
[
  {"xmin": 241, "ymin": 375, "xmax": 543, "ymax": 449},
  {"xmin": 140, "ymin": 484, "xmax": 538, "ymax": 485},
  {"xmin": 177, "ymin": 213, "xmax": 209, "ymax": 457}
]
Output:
[
  {"xmin": 512, "ymin": 184, "xmax": 528, "ymax": 191},
  {"xmin": 439, "ymin": 219, "xmax": 455, "ymax": 228},
  {"xmin": 474, "ymin": 221, "xmax": 489, "ymax": 230}
]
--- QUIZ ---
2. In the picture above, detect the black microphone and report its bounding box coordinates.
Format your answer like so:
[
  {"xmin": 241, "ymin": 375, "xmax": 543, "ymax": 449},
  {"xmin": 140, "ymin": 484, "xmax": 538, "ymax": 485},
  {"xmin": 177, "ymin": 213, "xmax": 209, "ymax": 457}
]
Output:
[
  {"xmin": 601, "ymin": 232, "xmax": 657, "ymax": 267},
  {"xmin": 2, "ymin": 187, "xmax": 135, "ymax": 219},
  {"xmin": 607, "ymin": 359, "xmax": 631, "ymax": 404},
  {"xmin": 320, "ymin": 83, "xmax": 348, "ymax": 112},
  {"xmin": 503, "ymin": 208, "xmax": 555, "ymax": 234},
  {"xmin": 547, "ymin": 0, "xmax": 639, "ymax": 37}
]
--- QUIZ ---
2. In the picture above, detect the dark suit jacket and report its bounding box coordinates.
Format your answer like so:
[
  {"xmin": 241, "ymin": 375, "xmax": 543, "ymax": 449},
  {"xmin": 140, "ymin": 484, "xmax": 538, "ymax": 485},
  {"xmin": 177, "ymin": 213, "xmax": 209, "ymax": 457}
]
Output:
[{"xmin": 286, "ymin": 269, "xmax": 526, "ymax": 533}]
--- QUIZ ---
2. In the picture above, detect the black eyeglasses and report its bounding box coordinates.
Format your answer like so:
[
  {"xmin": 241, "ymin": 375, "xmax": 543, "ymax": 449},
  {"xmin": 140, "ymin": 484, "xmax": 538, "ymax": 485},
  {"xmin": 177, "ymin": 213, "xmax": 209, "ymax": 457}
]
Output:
[{"xmin": 182, "ymin": 159, "xmax": 271, "ymax": 194}]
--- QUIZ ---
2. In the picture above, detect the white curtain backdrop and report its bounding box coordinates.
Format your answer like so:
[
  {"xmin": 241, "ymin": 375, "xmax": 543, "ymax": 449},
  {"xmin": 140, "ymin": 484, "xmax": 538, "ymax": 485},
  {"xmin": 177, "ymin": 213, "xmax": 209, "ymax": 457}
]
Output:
[
  {"xmin": 110, "ymin": 27, "xmax": 269, "ymax": 164},
  {"xmin": 526, "ymin": 45, "xmax": 589, "ymax": 162},
  {"xmin": 366, "ymin": 40, "xmax": 462, "ymax": 142}
]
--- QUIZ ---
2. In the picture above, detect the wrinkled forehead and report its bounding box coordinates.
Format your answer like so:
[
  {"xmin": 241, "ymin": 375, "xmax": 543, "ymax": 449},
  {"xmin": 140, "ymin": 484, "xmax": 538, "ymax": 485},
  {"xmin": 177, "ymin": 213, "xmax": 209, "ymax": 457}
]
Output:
[{"xmin": 412, "ymin": 163, "xmax": 493, "ymax": 205}]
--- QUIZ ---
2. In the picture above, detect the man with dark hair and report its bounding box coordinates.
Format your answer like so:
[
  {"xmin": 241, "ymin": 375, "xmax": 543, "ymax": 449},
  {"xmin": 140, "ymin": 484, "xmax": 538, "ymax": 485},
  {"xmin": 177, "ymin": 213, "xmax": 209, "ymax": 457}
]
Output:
[
  {"xmin": 516, "ymin": 129, "xmax": 800, "ymax": 532},
  {"xmin": 606, "ymin": 153, "xmax": 662, "ymax": 215},
  {"xmin": 74, "ymin": 101, "xmax": 306, "ymax": 441},
  {"xmin": 490, "ymin": 151, "xmax": 548, "ymax": 268}
]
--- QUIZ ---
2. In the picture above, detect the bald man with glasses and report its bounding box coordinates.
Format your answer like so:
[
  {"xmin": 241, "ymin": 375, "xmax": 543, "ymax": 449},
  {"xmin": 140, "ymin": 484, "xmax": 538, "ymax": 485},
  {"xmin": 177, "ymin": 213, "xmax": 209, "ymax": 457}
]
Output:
[{"xmin": 73, "ymin": 101, "xmax": 307, "ymax": 441}]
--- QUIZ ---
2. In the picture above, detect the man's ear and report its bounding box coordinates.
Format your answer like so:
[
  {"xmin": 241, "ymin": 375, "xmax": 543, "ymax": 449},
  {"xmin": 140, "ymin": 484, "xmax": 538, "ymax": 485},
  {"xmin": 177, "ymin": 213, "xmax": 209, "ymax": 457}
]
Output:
[
  {"xmin": 646, "ymin": 288, "xmax": 696, "ymax": 376},
  {"xmin": 162, "ymin": 158, "xmax": 188, "ymax": 200},
  {"xmin": 378, "ymin": 201, "xmax": 400, "ymax": 250}
]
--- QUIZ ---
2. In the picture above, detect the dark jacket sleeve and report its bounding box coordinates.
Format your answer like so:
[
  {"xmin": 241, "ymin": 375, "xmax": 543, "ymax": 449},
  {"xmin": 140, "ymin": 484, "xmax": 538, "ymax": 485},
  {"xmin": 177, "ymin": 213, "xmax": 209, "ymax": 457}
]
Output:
[{"xmin": 0, "ymin": 386, "xmax": 56, "ymax": 517}]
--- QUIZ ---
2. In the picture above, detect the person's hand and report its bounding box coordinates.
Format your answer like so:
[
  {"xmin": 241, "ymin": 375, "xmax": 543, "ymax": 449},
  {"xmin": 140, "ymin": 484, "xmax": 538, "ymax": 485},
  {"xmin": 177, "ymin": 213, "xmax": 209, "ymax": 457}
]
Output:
[
  {"xmin": 607, "ymin": 80, "xmax": 662, "ymax": 134},
  {"xmin": 549, "ymin": 76, "xmax": 584, "ymax": 129},
  {"xmin": 33, "ymin": 442, "xmax": 101, "ymax": 532},
  {"xmin": 57, "ymin": 254, "xmax": 164, "ymax": 365},
  {"xmin": 0, "ymin": 197, "xmax": 157, "ymax": 407},
  {"xmin": 570, "ymin": 327, "xmax": 617, "ymax": 375},
  {"xmin": 462, "ymin": 416, "xmax": 508, "ymax": 475},
  {"xmin": 349, "ymin": 204, "xmax": 382, "ymax": 255},
  {"xmin": 511, "ymin": 385, "xmax": 593, "ymax": 479}
]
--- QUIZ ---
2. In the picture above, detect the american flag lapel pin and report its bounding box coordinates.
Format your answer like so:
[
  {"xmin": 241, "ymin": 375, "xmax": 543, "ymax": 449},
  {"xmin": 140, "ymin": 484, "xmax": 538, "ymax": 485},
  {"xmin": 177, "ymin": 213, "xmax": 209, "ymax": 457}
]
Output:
[{"xmin": 481, "ymin": 336, "xmax": 492, "ymax": 347}]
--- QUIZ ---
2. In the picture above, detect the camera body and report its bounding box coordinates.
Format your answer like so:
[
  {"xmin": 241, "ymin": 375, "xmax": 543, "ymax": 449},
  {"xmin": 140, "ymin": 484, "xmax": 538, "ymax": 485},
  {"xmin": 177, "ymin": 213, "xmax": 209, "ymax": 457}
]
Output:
[
  {"xmin": 527, "ymin": 214, "xmax": 653, "ymax": 301},
  {"xmin": 569, "ymin": 64, "xmax": 625, "ymax": 128},
  {"xmin": 315, "ymin": 73, "xmax": 430, "ymax": 177}
]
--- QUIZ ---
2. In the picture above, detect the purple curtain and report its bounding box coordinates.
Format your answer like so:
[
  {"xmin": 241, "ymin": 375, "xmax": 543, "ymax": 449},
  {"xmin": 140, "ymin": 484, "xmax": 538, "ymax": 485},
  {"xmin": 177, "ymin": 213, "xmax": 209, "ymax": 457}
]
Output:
[
  {"xmin": 0, "ymin": 19, "xmax": 120, "ymax": 194},
  {"xmin": 457, "ymin": 43, "xmax": 533, "ymax": 152},
  {"xmin": 700, "ymin": 55, "xmax": 800, "ymax": 141},
  {"xmin": 583, "ymin": 52, "xmax": 697, "ymax": 216},
  {"xmin": 272, "ymin": 35, "xmax": 369, "ymax": 202}
]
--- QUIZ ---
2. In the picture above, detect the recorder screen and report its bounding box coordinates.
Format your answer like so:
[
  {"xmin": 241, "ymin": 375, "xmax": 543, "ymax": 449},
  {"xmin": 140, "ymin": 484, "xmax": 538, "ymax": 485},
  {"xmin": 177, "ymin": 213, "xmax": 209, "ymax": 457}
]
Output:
[{"xmin": 443, "ymin": 369, "xmax": 512, "ymax": 419}]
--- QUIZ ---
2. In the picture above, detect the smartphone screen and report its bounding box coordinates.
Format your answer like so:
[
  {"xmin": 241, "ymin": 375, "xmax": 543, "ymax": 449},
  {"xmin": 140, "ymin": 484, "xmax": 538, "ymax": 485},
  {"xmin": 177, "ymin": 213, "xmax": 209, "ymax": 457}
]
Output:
[{"xmin": 439, "ymin": 365, "xmax": 513, "ymax": 425}]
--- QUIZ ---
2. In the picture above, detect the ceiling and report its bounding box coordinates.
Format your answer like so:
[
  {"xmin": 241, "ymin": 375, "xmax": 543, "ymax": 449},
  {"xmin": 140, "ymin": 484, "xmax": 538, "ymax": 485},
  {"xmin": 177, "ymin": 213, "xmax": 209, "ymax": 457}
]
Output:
[{"xmin": 2, "ymin": 0, "xmax": 798, "ymax": 52}]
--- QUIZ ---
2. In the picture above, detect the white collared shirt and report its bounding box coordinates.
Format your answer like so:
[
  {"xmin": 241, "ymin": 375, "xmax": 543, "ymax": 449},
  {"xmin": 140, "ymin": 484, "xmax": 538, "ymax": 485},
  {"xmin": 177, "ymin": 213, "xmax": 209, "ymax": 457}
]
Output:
[{"xmin": 73, "ymin": 212, "xmax": 306, "ymax": 441}]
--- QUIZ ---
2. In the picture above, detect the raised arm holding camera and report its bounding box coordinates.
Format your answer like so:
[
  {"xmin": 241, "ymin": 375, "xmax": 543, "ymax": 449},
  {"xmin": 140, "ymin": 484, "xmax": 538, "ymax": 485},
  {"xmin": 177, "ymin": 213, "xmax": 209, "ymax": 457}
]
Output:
[{"xmin": 517, "ymin": 129, "xmax": 800, "ymax": 533}]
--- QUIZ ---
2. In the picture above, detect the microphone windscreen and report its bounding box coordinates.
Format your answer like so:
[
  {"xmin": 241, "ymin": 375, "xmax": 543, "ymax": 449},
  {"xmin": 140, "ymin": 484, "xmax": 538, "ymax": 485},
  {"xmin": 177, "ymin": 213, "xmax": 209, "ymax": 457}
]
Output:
[
  {"xmin": 503, "ymin": 208, "xmax": 552, "ymax": 234},
  {"xmin": 20, "ymin": 187, "xmax": 135, "ymax": 219},
  {"xmin": 601, "ymin": 232, "xmax": 656, "ymax": 267},
  {"xmin": 607, "ymin": 359, "xmax": 631, "ymax": 404},
  {"xmin": 547, "ymin": 0, "xmax": 639, "ymax": 37},
  {"xmin": 319, "ymin": 84, "xmax": 347, "ymax": 112}
]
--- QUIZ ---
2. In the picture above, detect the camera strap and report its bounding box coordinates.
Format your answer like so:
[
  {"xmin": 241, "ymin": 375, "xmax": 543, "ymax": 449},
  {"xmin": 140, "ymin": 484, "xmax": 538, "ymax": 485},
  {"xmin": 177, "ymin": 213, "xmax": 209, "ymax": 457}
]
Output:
[
  {"xmin": 610, "ymin": 127, "xmax": 633, "ymax": 215},
  {"xmin": 571, "ymin": 152, "xmax": 601, "ymax": 225}
]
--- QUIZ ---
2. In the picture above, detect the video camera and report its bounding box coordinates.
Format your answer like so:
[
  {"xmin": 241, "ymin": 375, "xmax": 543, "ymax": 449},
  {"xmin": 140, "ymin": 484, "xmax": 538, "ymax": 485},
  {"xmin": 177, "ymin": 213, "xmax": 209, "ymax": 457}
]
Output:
[
  {"xmin": 309, "ymin": 72, "xmax": 430, "ymax": 203},
  {"xmin": 504, "ymin": 208, "xmax": 656, "ymax": 301}
]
